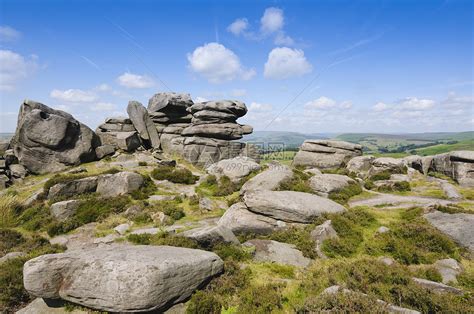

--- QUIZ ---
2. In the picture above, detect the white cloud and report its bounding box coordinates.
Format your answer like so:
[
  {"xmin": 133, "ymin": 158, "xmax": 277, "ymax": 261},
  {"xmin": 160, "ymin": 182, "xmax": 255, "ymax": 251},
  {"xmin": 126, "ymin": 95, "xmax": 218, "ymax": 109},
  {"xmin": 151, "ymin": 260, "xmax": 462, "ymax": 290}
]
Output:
[
  {"xmin": 50, "ymin": 89, "xmax": 98, "ymax": 102},
  {"xmin": 373, "ymin": 102, "xmax": 390, "ymax": 111},
  {"xmin": 117, "ymin": 72, "xmax": 154, "ymax": 89},
  {"xmin": 441, "ymin": 92, "xmax": 474, "ymax": 108},
  {"xmin": 249, "ymin": 102, "xmax": 273, "ymax": 112},
  {"xmin": 193, "ymin": 96, "xmax": 209, "ymax": 103},
  {"xmin": 274, "ymin": 32, "xmax": 294, "ymax": 45},
  {"xmin": 305, "ymin": 97, "xmax": 336, "ymax": 110},
  {"xmin": 398, "ymin": 97, "xmax": 434, "ymax": 110},
  {"xmin": 227, "ymin": 18, "xmax": 248, "ymax": 36},
  {"xmin": 0, "ymin": 50, "xmax": 38, "ymax": 91},
  {"xmin": 260, "ymin": 7, "xmax": 284, "ymax": 34},
  {"xmin": 0, "ymin": 26, "xmax": 21, "ymax": 41},
  {"xmin": 91, "ymin": 102, "xmax": 116, "ymax": 111},
  {"xmin": 94, "ymin": 84, "xmax": 111, "ymax": 92},
  {"xmin": 340, "ymin": 101, "xmax": 353, "ymax": 109},
  {"xmin": 187, "ymin": 42, "xmax": 255, "ymax": 83},
  {"xmin": 264, "ymin": 47, "xmax": 312, "ymax": 79},
  {"xmin": 231, "ymin": 89, "xmax": 247, "ymax": 97}
]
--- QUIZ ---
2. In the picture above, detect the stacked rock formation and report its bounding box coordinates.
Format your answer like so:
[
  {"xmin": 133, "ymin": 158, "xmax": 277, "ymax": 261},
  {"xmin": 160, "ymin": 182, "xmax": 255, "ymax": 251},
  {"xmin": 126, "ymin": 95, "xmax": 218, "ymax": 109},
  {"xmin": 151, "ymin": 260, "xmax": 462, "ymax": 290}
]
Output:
[
  {"xmin": 127, "ymin": 101, "xmax": 161, "ymax": 149},
  {"xmin": 10, "ymin": 100, "xmax": 98, "ymax": 174},
  {"xmin": 293, "ymin": 140, "xmax": 362, "ymax": 169},
  {"xmin": 428, "ymin": 151, "xmax": 474, "ymax": 187},
  {"xmin": 95, "ymin": 117, "xmax": 140, "ymax": 152}
]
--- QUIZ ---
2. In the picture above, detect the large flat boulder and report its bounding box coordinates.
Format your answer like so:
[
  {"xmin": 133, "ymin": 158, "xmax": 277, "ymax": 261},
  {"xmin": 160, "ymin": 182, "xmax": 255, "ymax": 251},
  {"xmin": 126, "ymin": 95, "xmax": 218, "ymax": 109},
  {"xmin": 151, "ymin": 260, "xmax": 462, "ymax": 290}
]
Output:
[
  {"xmin": 346, "ymin": 155, "xmax": 375, "ymax": 178},
  {"xmin": 243, "ymin": 190, "xmax": 346, "ymax": 223},
  {"xmin": 181, "ymin": 123, "xmax": 245, "ymax": 140},
  {"xmin": 309, "ymin": 173, "xmax": 356, "ymax": 196},
  {"xmin": 187, "ymin": 100, "xmax": 247, "ymax": 117},
  {"xmin": 430, "ymin": 151, "xmax": 474, "ymax": 187},
  {"xmin": 293, "ymin": 140, "xmax": 362, "ymax": 169},
  {"xmin": 179, "ymin": 225, "xmax": 239, "ymax": 247},
  {"xmin": 207, "ymin": 156, "xmax": 260, "ymax": 182},
  {"xmin": 243, "ymin": 239, "xmax": 311, "ymax": 267},
  {"xmin": 368, "ymin": 157, "xmax": 406, "ymax": 176},
  {"xmin": 47, "ymin": 176, "xmax": 98, "ymax": 200},
  {"xmin": 240, "ymin": 163, "xmax": 293, "ymax": 194},
  {"xmin": 23, "ymin": 245, "xmax": 224, "ymax": 312},
  {"xmin": 11, "ymin": 100, "xmax": 98, "ymax": 174},
  {"xmin": 148, "ymin": 92, "xmax": 193, "ymax": 112},
  {"xmin": 424, "ymin": 211, "xmax": 474, "ymax": 252},
  {"xmin": 96, "ymin": 171, "xmax": 144, "ymax": 197}
]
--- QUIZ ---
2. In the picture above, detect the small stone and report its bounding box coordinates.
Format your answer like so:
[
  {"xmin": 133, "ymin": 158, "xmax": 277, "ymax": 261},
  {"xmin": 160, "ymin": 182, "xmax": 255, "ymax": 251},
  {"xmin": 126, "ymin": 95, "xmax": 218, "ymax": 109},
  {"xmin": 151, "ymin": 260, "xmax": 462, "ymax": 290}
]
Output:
[
  {"xmin": 243, "ymin": 239, "xmax": 311, "ymax": 267},
  {"xmin": 180, "ymin": 225, "xmax": 239, "ymax": 247},
  {"xmin": 96, "ymin": 171, "xmax": 144, "ymax": 198},
  {"xmin": 377, "ymin": 226, "xmax": 390, "ymax": 234},
  {"xmin": 150, "ymin": 212, "xmax": 171, "ymax": 225},
  {"xmin": 378, "ymin": 256, "xmax": 396, "ymax": 266},
  {"xmin": 434, "ymin": 258, "xmax": 463, "ymax": 284},
  {"xmin": 199, "ymin": 197, "xmax": 213, "ymax": 211},
  {"xmin": 114, "ymin": 223, "xmax": 131, "ymax": 235},
  {"xmin": 310, "ymin": 220, "xmax": 338, "ymax": 259},
  {"xmin": 50, "ymin": 200, "xmax": 81, "ymax": 221}
]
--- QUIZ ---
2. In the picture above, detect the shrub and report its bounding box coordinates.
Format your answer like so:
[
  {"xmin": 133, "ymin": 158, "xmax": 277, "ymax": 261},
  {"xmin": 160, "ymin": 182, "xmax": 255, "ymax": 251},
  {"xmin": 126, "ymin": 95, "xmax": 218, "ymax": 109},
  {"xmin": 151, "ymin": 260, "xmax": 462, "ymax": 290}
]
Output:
[
  {"xmin": 369, "ymin": 171, "xmax": 392, "ymax": 181},
  {"xmin": 131, "ymin": 212, "xmax": 153, "ymax": 224},
  {"xmin": 263, "ymin": 263, "xmax": 295, "ymax": 279},
  {"xmin": 328, "ymin": 183, "xmax": 363, "ymax": 204},
  {"xmin": 128, "ymin": 231, "xmax": 198, "ymax": 249},
  {"xmin": 186, "ymin": 291, "xmax": 221, "ymax": 314},
  {"xmin": 197, "ymin": 175, "xmax": 240, "ymax": 197},
  {"xmin": 433, "ymin": 204, "xmax": 472, "ymax": 214},
  {"xmin": 212, "ymin": 243, "xmax": 252, "ymax": 261},
  {"xmin": 263, "ymin": 226, "xmax": 317, "ymax": 258},
  {"xmin": 364, "ymin": 180, "xmax": 375, "ymax": 190},
  {"xmin": 278, "ymin": 169, "xmax": 312, "ymax": 193},
  {"xmin": 0, "ymin": 229, "xmax": 25, "ymax": 255},
  {"xmin": 130, "ymin": 175, "xmax": 157, "ymax": 200},
  {"xmin": 377, "ymin": 181, "xmax": 411, "ymax": 193},
  {"xmin": 152, "ymin": 200, "xmax": 185, "ymax": 221},
  {"xmin": 127, "ymin": 233, "xmax": 151, "ymax": 245},
  {"xmin": 138, "ymin": 161, "xmax": 148, "ymax": 166},
  {"xmin": 16, "ymin": 204, "xmax": 53, "ymax": 232},
  {"xmin": 0, "ymin": 195, "xmax": 23, "ymax": 228},
  {"xmin": 151, "ymin": 165, "xmax": 198, "ymax": 184},
  {"xmin": 237, "ymin": 283, "xmax": 286, "ymax": 314},
  {"xmin": 301, "ymin": 290, "xmax": 388, "ymax": 312}
]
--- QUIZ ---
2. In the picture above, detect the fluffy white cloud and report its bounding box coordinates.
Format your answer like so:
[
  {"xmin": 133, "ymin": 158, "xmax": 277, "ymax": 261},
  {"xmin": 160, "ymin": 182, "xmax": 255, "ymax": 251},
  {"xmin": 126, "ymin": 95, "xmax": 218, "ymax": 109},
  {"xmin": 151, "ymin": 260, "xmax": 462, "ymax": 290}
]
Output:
[
  {"xmin": 305, "ymin": 97, "xmax": 336, "ymax": 109},
  {"xmin": 274, "ymin": 32, "xmax": 294, "ymax": 45},
  {"xmin": 264, "ymin": 47, "xmax": 312, "ymax": 79},
  {"xmin": 261, "ymin": 7, "xmax": 284, "ymax": 34},
  {"xmin": 340, "ymin": 101, "xmax": 353, "ymax": 109},
  {"xmin": 91, "ymin": 102, "xmax": 116, "ymax": 111},
  {"xmin": 0, "ymin": 26, "xmax": 21, "ymax": 41},
  {"xmin": 227, "ymin": 18, "xmax": 248, "ymax": 36},
  {"xmin": 187, "ymin": 42, "xmax": 255, "ymax": 83},
  {"xmin": 249, "ymin": 102, "xmax": 273, "ymax": 112},
  {"xmin": 50, "ymin": 89, "xmax": 98, "ymax": 102},
  {"xmin": 398, "ymin": 97, "xmax": 434, "ymax": 110},
  {"xmin": 373, "ymin": 102, "xmax": 390, "ymax": 111},
  {"xmin": 0, "ymin": 50, "xmax": 38, "ymax": 91},
  {"xmin": 117, "ymin": 72, "xmax": 154, "ymax": 89}
]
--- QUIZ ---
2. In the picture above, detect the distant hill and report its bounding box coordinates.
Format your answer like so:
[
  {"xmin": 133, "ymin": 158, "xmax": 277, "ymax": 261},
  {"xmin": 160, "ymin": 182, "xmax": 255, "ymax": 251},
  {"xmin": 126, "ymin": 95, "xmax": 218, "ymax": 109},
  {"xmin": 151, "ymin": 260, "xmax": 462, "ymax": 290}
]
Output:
[
  {"xmin": 243, "ymin": 131, "xmax": 331, "ymax": 149},
  {"xmin": 0, "ymin": 133, "xmax": 14, "ymax": 141}
]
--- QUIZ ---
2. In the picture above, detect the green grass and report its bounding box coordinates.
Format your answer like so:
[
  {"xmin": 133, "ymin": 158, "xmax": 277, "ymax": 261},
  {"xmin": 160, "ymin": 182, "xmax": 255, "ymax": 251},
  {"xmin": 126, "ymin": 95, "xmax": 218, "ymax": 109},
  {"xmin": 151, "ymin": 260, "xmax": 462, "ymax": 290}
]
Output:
[
  {"xmin": 151, "ymin": 164, "xmax": 198, "ymax": 184},
  {"xmin": 413, "ymin": 138, "xmax": 474, "ymax": 156},
  {"xmin": 277, "ymin": 168, "xmax": 312, "ymax": 193},
  {"xmin": 328, "ymin": 183, "xmax": 363, "ymax": 204}
]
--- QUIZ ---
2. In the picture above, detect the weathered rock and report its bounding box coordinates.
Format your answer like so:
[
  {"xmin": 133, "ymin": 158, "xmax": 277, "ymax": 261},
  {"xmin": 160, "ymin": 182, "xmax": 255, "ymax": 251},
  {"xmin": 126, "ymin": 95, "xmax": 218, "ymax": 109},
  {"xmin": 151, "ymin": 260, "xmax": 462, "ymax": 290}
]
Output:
[
  {"xmin": 98, "ymin": 123, "xmax": 136, "ymax": 132},
  {"xmin": 310, "ymin": 220, "xmax": 338, "ymax": 259},
  {"xmin": 4, "ymin": 149, "xmax": 18, "ymax": 166},
  {"xmin": 97, "ymin": 131, "xmax": 141, "ymax": 152},
  {"xmin": 182, "ymin": 123, "xmax": 245, "ymax": 140},
  {"xmin": 47, "ymin": 177, "xmax": 98, "ymax": 200},
  {"xmin": 9, "ymin": 163, "xmax": 27, "ymax": 178},
  {"xmin": 402, "ymin": 155, "xmax": 424, "ymax": 173},
  {"xmin": 150, "ymin": 212, "xmax": 171, "ymax": 225},
  {"xmin": 127, "ymin": 101, "xmax": 161, "ymax": 148},
  {"xmin": 105, "ymin": 117, "xmax": 132, "ymax": 124},
  {"xmin": 207, "ymin": 156, "xmax": 260, "ymax": 182},
  {"xmin": 0, "ymin": 251, "xmax": 26, "ymax": 263},
  {"xmin": 199, "ymin": 197, "xmax": 213, "ymax": 211},
  {"xmin": 430, "ymin": 151, "xmax": 474, "ymax": 187},
  {"xmin": 180, "ymin": 225, "xmax": 239, "ymax": 247},
  {"xmin": 96, "ymin": 171, "xmax": 144, "ymax": 197},
  {"xmin": 241, "ymin": 163, "xmax": 293, "ymax": 194},
  {"xmin": 309, "ymin": 174, "xmax": 356, "ymax": 196},
  {"xmin": 50, "ymin": 200, "xmax": 81, "ymax": 220},
  {"xmin": 95, "ymin": 144, "xmax": 116, "ymax": 159},
  {"xmin": 346, "ymin": 155, "xmax": 375, "ymax": 177},
  {"xmin": 148, "ymin": 92, "xmax": 193, "ymax": 112},
  {"xmin": 243, "ymin": 239, "xmax": 311, "ymax": 267},
  {"xmin": 412, "ymin": 277, "xmax": 464, "ymax": 295},
  {"xmin": 368, "ymin": 157, "xmax": 406, "ymax": 176},
  {"xmin": 11, "ymin": 100, "xmax": 98, "ymax": 174},
  {"xmin": 187, "ymin": 100, "xmax": 247, "ymax": 117},
  {"xmin": 379, "ymin": 256, "xmax": 396, "ymax": 266},
  {"xmin": 243, "ymin": 190, "xmax": 346, "ymax": 223},
  {"xmin": 23, "ymin": 245, "xmax": 224, "ymax": 312},
  {"xmin": 114, "ymin": 223, "xmax": 131, "ymax": 235},
  {"xmin": 0, "ymin": 140, "xmax": 10, "ymax": 155},
  {"xmin": 217, "ymin": 202, "xmax": 284, "ymax": 235},
  {"xmin": 293, "ymin": 140, "xmax": 362, "ymax": 169},
  {"xmin": 435, "ymin": 258, "xmax": 462, "ymax": 284},
  {"xmin": 181, "ymin": 137, "xmax": 245, "ymax": 167},
  {"xmin": 424, "ymin": 211, "xmax": 474, "ymax": 252}
]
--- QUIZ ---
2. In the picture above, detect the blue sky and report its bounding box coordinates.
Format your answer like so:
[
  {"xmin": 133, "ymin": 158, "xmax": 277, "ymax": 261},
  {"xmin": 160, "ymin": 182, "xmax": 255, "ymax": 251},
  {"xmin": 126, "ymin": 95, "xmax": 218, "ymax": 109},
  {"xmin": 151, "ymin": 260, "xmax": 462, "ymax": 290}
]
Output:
[{"xmin": 0, "ymin": 0, "xmax": 472, "ymax": 133}]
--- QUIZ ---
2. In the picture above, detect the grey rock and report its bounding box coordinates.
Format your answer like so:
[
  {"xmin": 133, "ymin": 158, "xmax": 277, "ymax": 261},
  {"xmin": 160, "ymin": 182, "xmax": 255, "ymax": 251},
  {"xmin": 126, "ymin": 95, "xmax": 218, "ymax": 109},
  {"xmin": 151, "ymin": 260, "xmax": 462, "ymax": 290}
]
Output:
[
  {"xmin": 96, "ymin": 171, "xmax": 144, "ymax": 197},
  {"xmin": 98, "ymin": 123, "xmax": 135, "ymax": 132},
  {"xmin": 0, "ymin": 159, "xmax": 5, "ymax": 168},
  {"xmin": 148, "ymin": 195, "xmax": 176, "ymax": 202},
  {"xmin": 182, "ymin": 123, "xmax": 245, "ymax": 140},
  {"xmin": 346, "ymin": 155, "xmax": 375, "ymax": 177},
  {"xmin": 127, "ymin": 101, "xmax": 161, "ymax": 148},
  {"xmin": 430, "ymin": 151, "xmax": 474, "ymax": 187},
  {"xmin": 424, "ymin": 210, "xmax": 474, "ymax": 252},
  {"xmin": 95, "ymin": 144, "xmax": 116, "ymax": 159},
  {"xmin": 97, "ymin": 131, "xmax": 141, "ymax": 152},
  {"xmin": 217, "ymin": 202, "xmax": 284, "ymax": 235},
  {"xmin": 309, "ymin": 174, "xmax": 355, "ymax": 196},
  {"xmin": 148, "ymin": 92, "xmax": 193, "ymax": 112},
  {"xmin": 187, "ymin": 100, "xmax": 247, "ymax": 117},
  {"xmin": 114, "ymin": 223, "xmax": 131, "ymax": 235},
  {"xmin": 199, "ymin": 197, "xmax": 214, "ymax": 211},
  {"xmin": 50, "ymin": 200, "xmax": 80, "ymax": 220},
  {"xmin": 207, "ymin": 156, "xmax": 260, "ymax": 182},
  {"xmin": 368, "ymin": 157, "xmax": 406, "ymax": 176},
  {"xmin": 23, "ymin": 245, "xmax": 224, "ymax": 312},
  {"xmin": 402, "ymin": 155, "xmax": 424, "ymax": 173},
  {"xmin": 240, "ymin": 124, "xmax": 253, "ymax": 135},
  {"xmin": 0, "ymin": 174, "xmax": 9, "ymax": 189},
  {"xmin": 9, "ymin": 164, "xmax": 27, "ymax": 178},
  {"xmin": 4, "ymin": 149, "xmax": 18, "ymax": 166},
  {"xmin": 379, "ymin": 256, "xmax": 396, "ymax": 266},
  {"xmin": 181, "ymin": 137, "xmax": 245, "ymax": 167},
  {"xmin": 0, "ymin": 251, "xmax": 26, "ymax": 263},
  {"xmin": 241, "ymin": 163, "xmax": 293, "ymax": 194},
  {"xmin": 0, "ymin": 140, "xmax": 10, "ymax": 155},
  {"xmin": 310, "ymin": 220, "xmax": 338, "ymax": 259},
  {"xmin": 192, "ymin": 110, "xmax": 238, "ymax": 123},
  {"xmin": 434, "ymin": 258, "xmax": 462, "ymax": 284},
  {"xmin": 124, "ymin": 204, "xmax": 143, "ymax": 217},
  {"xmin": 243, "ymin": 239, "xmax": 311, "ymax": 267},
  {"xmin": 180, "ymin": 225, "xmax": 239, "ymax": 247},
  {"xmin": 243, "ymin": 190, "xmax": 346, "ymax": 223},
  {"xmin": 47, "ymin": 176, "xmax": 98, "ymax": 200},
  {"xmin": 293, "ymin": 141, "xmax": 361, "ymax": 169},
  {"xmin": 377, "ymin": 226, "xmax": 391, "ymax": 234},
  {"xmin": 105, "ymin": 117, "xmax": 132, "ymax": 124},
  {"xmin": 11, "ymin": 100, "xmax": 98, "ymax": 174},
  {"xmin": 130, "ymin": 227, "xmax": 160, "ymax": 235},
  {"xmin": 304, "ymin": 168, "xmax": 322, "ymax": 176},
  {"xmin": 412, "ymin": 277, "xmax": 464, "ymax": 295}
]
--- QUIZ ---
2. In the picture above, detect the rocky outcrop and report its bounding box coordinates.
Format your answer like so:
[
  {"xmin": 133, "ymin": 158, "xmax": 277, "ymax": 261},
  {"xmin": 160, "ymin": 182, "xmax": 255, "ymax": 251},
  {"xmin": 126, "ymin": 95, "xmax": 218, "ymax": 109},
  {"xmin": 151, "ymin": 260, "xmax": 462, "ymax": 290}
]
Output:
[
  {"xmin": 47, "ymin": 176, "xmax": 98, "ymax": 200},
  {"xmin": 243, "ymin": 239, "xmax": 311, "ymax": 267},
  {"xmin": 96, "ymin": 171, "xmax": 144, "ymax": 197},
  {"xmin": 368, "ymin": 157, "xmax": 406, "ymax": 176},
  {"xmin": 206, "ymin": 156, "xmax": 260, "ymax": 182},
  {"xmin": 293, "ymin": 140, "xmax": 362, "ymax": 169},
  {"xmin": 23, "ymin": 245, "xmax": 224, "ymax": 312},
  {"xmin": 95, "ymin": 117, "xmax": 140, "ymax": 152},
  {"xmin": 429, "ymin": 151, "xmax": 474, "ymax": 187},
  {"xmin": 240, "ymin": 163, "xmax": 293, "ymax": 194},
  {"xmin": 127, "ymin": 101, "xmax": 161, "ymax": 149},
  {"xmin": 346, "ymin": 155, "xmax": 375, "ymax": 178},
  {"xmin": 180, "ymin": 225, "xmax": 239, "ymax": 247},
  {"xmin": 309, "ymin": 174, "xmax": 356, "ymax": 197},
  {"xmin": 11, "ymin": 100, "xmax": 98, "ymax": 174}
]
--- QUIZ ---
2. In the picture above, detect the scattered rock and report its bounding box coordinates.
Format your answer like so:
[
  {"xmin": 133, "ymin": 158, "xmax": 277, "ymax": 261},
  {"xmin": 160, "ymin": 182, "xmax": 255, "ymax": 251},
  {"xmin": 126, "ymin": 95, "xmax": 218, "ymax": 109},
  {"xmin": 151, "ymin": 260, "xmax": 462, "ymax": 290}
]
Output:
[
  {"xmin": 50, "ymin": 200, "xmax": 81, "ymax": 221},
  {"xmin": 9, "ymin": 163, "xmax": 28, "ymax": 179},
  {"xmin": 424, "ymin": 211, "xmax": 474, "ymax": 252},
  {"xmin": 124, "ymin": 204, "xmax": 143, "ymax": 217},
  {"xmin": 199, "ymin": 197, "xmax": 214, "ymax": 211},
  {"xmin": 310, "ymin": 220, "xmax": 338, "ymax": 259},
  {"xmin": 95, "ymin": 144, "xmax": 116, "ymax": 159},
  {"xmin": 0, "ymin": 251, "xmax": 26, "ymax": 263},
  {"xmin": 243, "ymin": 190, "xmax": 346, "ymax": 223},
  {"xmin": 309, "ymin": 173, "xmax": 356, "ymax": 197},
  {"xmin": 11, "ymin": 100, "xmax": 98, "ymax": 174},
  {"xmin": 23, "ymin": 245, "xmax": 224, "ymax": 312},
  {"xmin": 114, "ymin": 223, "xmax": 131, "ymax": 235},
  {"xmin": 377, "ymin": 226, "xmax": 390, "ymax": 234},
  {"xmin": 346, "ymin": 155, "xmax": 375, "ymax": 178},
  {"xmin": 207, "ymin": 156, "xmax": 260, "ymax": 182},
  {"xmin": 47, "ymin": 176, "xmax": 98, "ymax": 200},
  {"xmin": 127, "ymin": 100, "xmax": 161, "ymax": 148},
  {"xmin": 96, "ymin": 171, "xmax": 144, "ymax": 197},
  {"xmin": 148, "ymin": 92, "xmax": 193, "ymax": 112},
  {"xmin": 411, "ymin": 277, "xmax": 464, "ymax": 295},
  {"xmin": 243, "ymin": 239, "xmax": 311, "ymax": 267},
  {"xmin": 240, "ymin": 163, "xmax": 293, "ymax": 194},
  {"xmin": 378, "ymin": 256, "xmax": 396, "ymax": 266},
  {"xmin": 293, "ymin": 140, "xmax": 362, "ymax": 169},
  {"xmin": 434, "ymin": 258, "xmax": 463, "ymax": 284},
  {"xmin": 180, "ymin": 225, "xmax": 239, "ymax": 247}
]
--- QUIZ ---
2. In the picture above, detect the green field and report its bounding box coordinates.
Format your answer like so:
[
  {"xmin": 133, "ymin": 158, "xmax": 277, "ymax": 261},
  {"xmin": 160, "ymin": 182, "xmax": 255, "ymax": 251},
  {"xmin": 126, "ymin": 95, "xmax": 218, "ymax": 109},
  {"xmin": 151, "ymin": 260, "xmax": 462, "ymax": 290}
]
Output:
[{"xmin": 412, "ymin": 138, "xmax": 474, "ymax": 156}]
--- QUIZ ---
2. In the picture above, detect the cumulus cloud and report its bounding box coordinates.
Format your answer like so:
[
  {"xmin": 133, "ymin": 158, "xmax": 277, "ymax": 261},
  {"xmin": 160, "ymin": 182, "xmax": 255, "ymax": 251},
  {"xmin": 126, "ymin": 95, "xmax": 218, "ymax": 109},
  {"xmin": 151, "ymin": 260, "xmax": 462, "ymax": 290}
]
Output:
[
  {"xmin": 249, "ymin": 102, "xmax": 273, "ymax": 112},
  {"xmin": 0, "ymin": 26, "xmax": 21, "ymax": 41},
  {"xmin": 91, "ymin": 102, "xmax": 116, "ymax": 111},
  {"xmin": 117, "ymin": 72, "xmax": 154, "ymax": 89},
  {"xmin": 264, "ymin": 47, "xmax": 312, "ymax": 79},
  {"xmin": 227, "ymin": 18, "xmax": 248, "ymax": 36},
  {"xmin": 274, "ymin": 32, "xmax": 294, "ymax": 45},
  {"xmin": 398, "ymin": 97, "xmax": 434, "ymax": 110},
  {"xmin": 0, "ymin": 50, "xmax": 38, "ymax": 91},
  {"xmin": 187, "ymin": 42, "xmax": 255, "ymax": 83},
  {"xmin": 305, "ymin": 97, "xmax": 337, "ymax": 110},
  {"xmin": 50, "ymin": 89, "xmax": 98, "ymax": 102},
  {"xmin": 260, "ymin": 7, "xmax": 284, "ymax": 34},
  {"xmin": 373, "ymin": 102, "xmax": 390, "ymax": 111}
]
